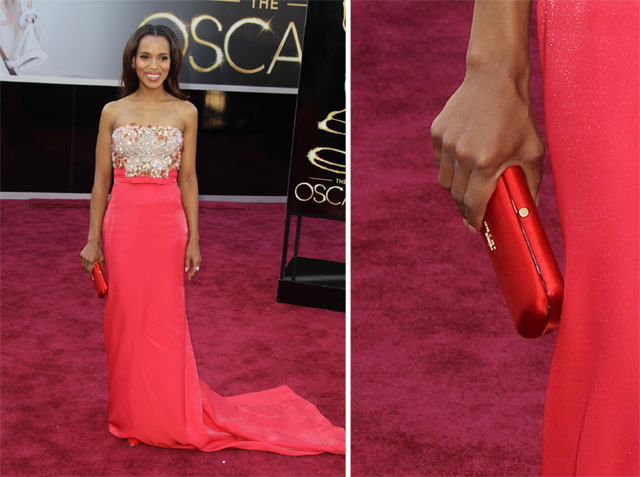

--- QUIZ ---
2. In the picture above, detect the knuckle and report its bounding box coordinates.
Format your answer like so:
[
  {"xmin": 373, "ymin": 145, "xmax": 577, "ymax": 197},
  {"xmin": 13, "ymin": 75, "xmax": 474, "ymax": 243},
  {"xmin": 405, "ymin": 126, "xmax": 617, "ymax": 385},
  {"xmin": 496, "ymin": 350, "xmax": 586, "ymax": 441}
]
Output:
[
  {"xmin": 437, "ymin": 173, "xmax": 450, "ymax": 190},
  {"xmin": 474, "ymin": 156, "xmax": 493, "ymax": 173},
  {"xmin": 430, "ymin": 121, "xmax": 443, "ymax": 141},
  {"xmin": 463, "ymin": 195, "xmax": 477, "ymax": 212},
  {"xmin": 440, "ymin": 132, "xmax": 457, "ymax": 152},
  {"xmin": 451, "ymin": 191, "xmax": 464, "ymax": 205},
  {"xmin": 441, "ymin": 138, "xmax": 455, "ymax": 153},
  {"xmin": 453, "ymin": 142, "xmax": 473, "ymax": 164}
]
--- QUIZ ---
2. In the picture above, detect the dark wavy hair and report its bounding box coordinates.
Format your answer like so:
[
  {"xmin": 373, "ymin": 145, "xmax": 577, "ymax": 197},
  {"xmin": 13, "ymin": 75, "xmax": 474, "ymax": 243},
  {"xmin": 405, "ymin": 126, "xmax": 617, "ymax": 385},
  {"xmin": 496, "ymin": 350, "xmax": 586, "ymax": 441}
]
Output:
[{"xmin": 118, "ymin": 24, "xmax": 188, "ymax": 100}]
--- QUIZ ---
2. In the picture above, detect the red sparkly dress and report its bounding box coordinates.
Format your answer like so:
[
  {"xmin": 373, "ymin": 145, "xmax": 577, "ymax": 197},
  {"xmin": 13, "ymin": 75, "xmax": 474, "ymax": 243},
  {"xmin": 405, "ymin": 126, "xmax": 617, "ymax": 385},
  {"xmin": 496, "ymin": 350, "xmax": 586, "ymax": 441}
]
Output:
[
  {"xmin": 101, "ymin": 123, "xmax": 345, "ymax": 455},
  {"xmin": 537, "ymin": 2, "xmax": 639, "ymax": 474}
]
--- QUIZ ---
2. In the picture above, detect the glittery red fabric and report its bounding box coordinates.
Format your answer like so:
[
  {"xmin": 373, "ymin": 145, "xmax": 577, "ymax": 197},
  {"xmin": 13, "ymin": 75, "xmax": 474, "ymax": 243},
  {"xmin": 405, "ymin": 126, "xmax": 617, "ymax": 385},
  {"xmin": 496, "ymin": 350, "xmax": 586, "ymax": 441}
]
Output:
[{"xmin": 538, "ymin": 2, "xmax": 639, "ymax": 474}]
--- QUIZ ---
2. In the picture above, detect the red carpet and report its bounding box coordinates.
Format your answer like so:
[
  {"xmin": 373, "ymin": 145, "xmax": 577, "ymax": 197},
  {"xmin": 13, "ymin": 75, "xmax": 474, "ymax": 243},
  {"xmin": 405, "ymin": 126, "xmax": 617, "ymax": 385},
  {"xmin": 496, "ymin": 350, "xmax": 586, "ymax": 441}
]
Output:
[
  {"xmin": 0, "ymin": 200, "xmax": 344, "ymax": 476},
  {"xmin": 351, "ymin": 2, "xmax": 563, "ymax": 475}
]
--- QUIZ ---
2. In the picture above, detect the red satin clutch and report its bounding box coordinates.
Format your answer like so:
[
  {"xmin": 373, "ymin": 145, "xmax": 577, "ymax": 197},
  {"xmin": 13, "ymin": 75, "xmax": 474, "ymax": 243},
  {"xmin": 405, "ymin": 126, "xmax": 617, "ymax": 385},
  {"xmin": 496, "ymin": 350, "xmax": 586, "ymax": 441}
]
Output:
[
  {"xmin": 91, "ymin": 262, "xmax": 108, "ymax": 299},
  {"xmin": 482, "ymin": 167, "xmax": 563, "ymax": 338}
]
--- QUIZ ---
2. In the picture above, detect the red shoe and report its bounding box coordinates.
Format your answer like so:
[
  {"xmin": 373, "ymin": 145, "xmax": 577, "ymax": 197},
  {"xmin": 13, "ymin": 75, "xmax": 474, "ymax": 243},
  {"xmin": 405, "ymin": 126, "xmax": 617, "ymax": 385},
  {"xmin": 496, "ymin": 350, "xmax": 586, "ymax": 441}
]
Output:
[{"xmin": 127, "ymin": 438, "xmax": 140, "ymax": 447}]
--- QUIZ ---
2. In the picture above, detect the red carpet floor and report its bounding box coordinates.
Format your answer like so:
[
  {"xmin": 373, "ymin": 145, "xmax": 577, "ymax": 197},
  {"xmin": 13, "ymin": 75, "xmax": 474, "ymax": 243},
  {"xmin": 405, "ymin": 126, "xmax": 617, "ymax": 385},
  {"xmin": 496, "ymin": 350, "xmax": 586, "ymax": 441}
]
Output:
[
  {"xmin": 351, "ymin": 2, "xmax": 562, "ymax": 476},
  {"xmin": 0, "ymin": 200, "xmax": 345, "ymax": 476}
]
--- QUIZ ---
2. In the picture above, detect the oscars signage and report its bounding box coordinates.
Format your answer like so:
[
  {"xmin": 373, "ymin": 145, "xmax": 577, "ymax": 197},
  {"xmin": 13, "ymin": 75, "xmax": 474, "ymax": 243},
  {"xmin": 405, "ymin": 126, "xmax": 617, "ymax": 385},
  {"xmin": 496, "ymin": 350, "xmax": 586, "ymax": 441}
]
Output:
[
  {"xmin": 286, "ymin": 0, "xmax": 345, "ymax": 219},
  {"xmin": 0, "ymin": 0, "xmax": 307, "ymax": 93}
]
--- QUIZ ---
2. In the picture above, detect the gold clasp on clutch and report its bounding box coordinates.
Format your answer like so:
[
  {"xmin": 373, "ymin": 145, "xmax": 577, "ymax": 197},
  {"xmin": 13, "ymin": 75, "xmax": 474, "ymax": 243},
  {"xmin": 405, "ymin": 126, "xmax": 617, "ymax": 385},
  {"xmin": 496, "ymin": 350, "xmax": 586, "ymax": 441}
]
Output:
[{"xmin": 484, "ymin": 221, "xmax": 496, "ymax": 251}]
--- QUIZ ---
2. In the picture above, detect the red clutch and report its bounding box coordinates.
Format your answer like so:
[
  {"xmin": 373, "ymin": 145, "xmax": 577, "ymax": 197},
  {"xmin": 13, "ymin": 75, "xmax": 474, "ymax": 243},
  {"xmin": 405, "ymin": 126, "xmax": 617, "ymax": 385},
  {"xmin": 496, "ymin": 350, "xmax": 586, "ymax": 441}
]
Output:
[
  {"xmin": 481, "ymin": 166, "xmax": 563, "ymax": 338},
  {"xmin": 91, "ymin": 262, "xmax": 108, "ymax": 299}
]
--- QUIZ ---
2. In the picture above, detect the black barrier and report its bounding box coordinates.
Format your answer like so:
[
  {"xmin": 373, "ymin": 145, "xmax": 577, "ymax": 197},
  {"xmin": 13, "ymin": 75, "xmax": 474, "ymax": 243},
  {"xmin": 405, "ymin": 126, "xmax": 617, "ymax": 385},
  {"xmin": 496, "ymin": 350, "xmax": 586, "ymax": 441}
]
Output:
[{"xmin": 277, "ymin": 0, "xmax": 345, "ymax": 312}]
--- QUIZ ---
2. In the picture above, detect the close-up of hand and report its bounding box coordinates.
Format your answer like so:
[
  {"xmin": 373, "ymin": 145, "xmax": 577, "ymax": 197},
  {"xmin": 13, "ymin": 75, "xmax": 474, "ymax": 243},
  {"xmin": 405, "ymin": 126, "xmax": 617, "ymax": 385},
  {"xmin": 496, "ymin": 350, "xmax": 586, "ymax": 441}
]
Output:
[
  {"xmin": 80, "ymin": 240, "xmax": 104, "ymax": 276},
  {"xmin": 184, "ymin": 242, "xmax": 202, "ymax": 280},
  {"xmin": 431, "ymin": 67, "xmax": 545, "ymax": 232}
]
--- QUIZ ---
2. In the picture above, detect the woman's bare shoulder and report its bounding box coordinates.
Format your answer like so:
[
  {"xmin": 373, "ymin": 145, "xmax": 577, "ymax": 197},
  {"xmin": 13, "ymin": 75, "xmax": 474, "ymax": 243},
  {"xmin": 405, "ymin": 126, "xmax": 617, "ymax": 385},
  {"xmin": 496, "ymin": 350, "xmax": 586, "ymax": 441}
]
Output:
[
  {"xmin": 98, "ymin": 101, "xmax": 123, "ymax": 131},
  {"xmin": 175, "ymin": 100, "xmax": 197, "ymax": 131},
  {"xmin": 178, "ymin": 99, "xmax": 198, "ymax": 117},
  {"xmin": 101, "ymin": 99, "xmax": 127, "ymax": 120}
]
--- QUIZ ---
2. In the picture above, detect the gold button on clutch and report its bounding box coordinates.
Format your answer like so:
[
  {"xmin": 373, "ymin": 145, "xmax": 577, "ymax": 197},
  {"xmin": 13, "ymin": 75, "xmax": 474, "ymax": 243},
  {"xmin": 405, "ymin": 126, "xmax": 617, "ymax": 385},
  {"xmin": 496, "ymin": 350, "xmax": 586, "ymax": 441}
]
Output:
[{"xmin": 518, "ymin": 207, "xmax": 529, "ymax": 218}]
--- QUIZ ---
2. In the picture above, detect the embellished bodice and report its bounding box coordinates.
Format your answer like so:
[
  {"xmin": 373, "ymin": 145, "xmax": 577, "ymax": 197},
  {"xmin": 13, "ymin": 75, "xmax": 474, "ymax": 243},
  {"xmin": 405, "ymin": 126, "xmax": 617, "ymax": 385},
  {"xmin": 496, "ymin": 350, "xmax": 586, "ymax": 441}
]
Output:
[{"xmin": 111, "ymin": 123, "xmax": 183, "ymax": 179}]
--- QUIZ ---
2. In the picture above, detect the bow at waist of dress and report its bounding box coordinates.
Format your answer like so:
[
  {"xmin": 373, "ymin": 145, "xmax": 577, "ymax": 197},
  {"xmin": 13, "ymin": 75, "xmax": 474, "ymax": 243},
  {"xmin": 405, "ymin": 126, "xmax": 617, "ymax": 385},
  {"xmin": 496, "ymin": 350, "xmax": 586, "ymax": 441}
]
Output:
[{"xmin": 113, "ymin": 168, "xmax": 178, "ymax": 185}]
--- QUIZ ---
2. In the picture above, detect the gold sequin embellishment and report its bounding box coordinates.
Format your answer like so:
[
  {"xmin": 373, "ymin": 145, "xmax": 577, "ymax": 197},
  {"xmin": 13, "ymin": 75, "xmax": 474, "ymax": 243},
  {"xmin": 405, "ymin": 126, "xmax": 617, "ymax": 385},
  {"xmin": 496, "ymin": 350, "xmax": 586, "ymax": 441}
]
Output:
[{"xmin": 111, "ymin": 123, "xmax": 183, "ymax": 178}]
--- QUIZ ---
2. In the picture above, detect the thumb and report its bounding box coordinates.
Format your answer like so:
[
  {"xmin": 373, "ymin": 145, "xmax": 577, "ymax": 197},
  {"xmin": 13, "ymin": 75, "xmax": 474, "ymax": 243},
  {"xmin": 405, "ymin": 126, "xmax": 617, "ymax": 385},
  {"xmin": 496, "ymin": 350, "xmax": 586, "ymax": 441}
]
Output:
[
  {"xmin": 519, "ymin": 162, "xmax": 543, "ymax": 205},
  {"xmin": 184, "ymin": 255, "xmax": 190, "ymax": 273}
]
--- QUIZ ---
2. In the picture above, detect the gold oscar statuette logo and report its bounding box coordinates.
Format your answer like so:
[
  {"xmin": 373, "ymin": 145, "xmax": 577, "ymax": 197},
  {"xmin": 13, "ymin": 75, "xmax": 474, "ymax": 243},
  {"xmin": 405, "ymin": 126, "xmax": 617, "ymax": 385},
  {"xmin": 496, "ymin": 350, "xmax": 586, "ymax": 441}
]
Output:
[
  {"xmin": 295, "ymin": 5, "xmax": 347, "ymax": 208},
  {"xmin": 308, "ymin": 109, "xmax": 345, "ymax": 175},
  {"xmin": 294, "ymin": 108, "xmax": 346, "ymax": 206}
]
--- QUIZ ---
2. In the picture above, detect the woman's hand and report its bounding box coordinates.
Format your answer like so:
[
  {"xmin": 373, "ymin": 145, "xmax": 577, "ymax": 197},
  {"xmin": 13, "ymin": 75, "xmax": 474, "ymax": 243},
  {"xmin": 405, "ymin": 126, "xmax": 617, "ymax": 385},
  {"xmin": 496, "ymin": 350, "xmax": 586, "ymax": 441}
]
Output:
[
  {"xmin": 184, "ymin": 242, "xmax": 202, "ymax": 280},
  {"xmin": 80, "ymin": 240, "xmax": 104, "ymax": 276},
  {"xmin": 431, "ymin": 68, "xmax": 545, "ymax": 233}
]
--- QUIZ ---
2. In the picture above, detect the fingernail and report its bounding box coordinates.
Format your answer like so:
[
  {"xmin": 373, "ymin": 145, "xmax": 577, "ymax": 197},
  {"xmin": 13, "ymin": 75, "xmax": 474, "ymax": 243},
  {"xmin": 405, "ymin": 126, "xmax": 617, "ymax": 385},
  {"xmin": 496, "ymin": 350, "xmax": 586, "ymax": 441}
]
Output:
[
  {"xmin": 185, "ymin": 267, "xmax": 188, "ymax": 272},
  {"xmin": 463, "ymin": 218, "xmax": 477, "ymax": 233}
]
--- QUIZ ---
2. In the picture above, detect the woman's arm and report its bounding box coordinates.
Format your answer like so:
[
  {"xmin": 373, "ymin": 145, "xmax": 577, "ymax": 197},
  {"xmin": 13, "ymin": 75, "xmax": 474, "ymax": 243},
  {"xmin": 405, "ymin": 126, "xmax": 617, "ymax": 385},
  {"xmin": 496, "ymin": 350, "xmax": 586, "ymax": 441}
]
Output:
[
  {"xmin": 178, "ymin": 102, "xmax": 201, "ymax": 280},
  {"xmin": 430, "ymin": 0, "xmax": 544, "ymax": 232},
  {"xmin": 0, "ymin": 3, "xmax": 12, "ymax": 27},
  {"xmin": 80, "ymin": 103, "xmax": 114, "ymax": 274}
]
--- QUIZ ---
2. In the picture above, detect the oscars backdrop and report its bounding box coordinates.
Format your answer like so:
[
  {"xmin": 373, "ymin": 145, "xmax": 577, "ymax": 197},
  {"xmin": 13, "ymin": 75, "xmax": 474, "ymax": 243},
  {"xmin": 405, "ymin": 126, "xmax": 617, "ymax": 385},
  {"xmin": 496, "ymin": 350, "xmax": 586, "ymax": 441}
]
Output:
[
  {"xmin": 0, "ymin": 0, "xmax": 310, "ymax": 197},
  {"xmin": 0, "ymin": 0, "xmax": 307, "ymax": 93}
]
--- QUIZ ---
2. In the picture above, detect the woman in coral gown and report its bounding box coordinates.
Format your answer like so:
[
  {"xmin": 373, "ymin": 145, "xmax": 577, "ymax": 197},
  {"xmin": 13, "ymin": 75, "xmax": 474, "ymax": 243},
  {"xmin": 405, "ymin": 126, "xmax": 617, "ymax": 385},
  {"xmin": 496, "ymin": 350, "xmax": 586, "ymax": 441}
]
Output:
[
  {"xmin": 80, "ymin": 24, "xmax": 345, "ymax": 455},
  {"xmin": 431, "ymin": 1, "xmax": 638, "ymax": 475}
]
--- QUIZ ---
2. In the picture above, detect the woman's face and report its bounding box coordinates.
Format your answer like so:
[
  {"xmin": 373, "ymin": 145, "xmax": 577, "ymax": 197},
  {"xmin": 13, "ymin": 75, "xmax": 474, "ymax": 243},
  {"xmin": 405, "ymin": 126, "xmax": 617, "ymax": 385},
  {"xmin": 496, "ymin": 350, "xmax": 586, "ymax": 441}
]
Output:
[{"xmin": 134, "ymin": 35, "xmax": 171, "ymax": 90}]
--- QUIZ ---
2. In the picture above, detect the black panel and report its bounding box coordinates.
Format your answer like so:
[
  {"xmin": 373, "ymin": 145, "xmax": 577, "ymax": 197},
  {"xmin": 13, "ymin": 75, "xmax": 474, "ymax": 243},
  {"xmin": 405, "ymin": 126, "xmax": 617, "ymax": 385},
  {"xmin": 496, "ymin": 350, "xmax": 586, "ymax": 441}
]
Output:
[
  {"xmin": 286, "ymin": 0, "xmax": 346, "ymax": 218},
  {"xmin": 71, "ymin": 86, "xmax": 119, "ymax": 192},
  {"xmin": 1, "ymin": 83, "xmax": 296, "ymax": 196},
  {"xmin": 1, "ymin": 82, "xmax": 74, "ymax": 192},
  {"xmin": 191, "ymin": 90, "xmax": 297, "ymax": 196}
]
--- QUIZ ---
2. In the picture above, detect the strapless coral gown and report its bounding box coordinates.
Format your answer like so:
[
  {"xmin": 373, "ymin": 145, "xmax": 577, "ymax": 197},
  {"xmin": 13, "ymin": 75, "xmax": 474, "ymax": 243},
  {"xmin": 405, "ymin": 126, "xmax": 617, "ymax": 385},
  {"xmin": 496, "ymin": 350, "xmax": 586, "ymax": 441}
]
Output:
[
  {"xmin": 101, "ymin": 123, "xmax": 345, "ymax": 454},
  {"xmin": 537, "ymin": 1, "xmax": 639, "ymax": 475}
]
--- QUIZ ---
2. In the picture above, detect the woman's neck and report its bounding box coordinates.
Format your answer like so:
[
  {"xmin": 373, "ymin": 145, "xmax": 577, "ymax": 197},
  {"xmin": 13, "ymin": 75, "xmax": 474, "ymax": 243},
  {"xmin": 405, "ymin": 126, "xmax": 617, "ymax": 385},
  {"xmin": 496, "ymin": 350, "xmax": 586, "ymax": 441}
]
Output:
[{"xmin": 132, "ymin": 85, "xmax": 171, "ymax": 102}]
